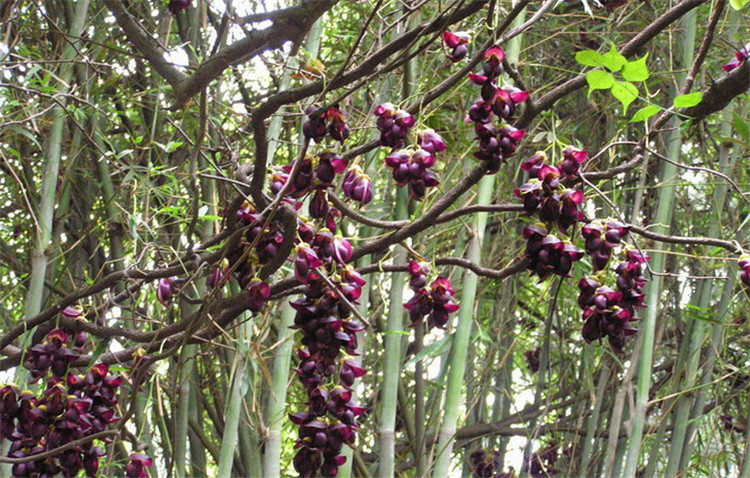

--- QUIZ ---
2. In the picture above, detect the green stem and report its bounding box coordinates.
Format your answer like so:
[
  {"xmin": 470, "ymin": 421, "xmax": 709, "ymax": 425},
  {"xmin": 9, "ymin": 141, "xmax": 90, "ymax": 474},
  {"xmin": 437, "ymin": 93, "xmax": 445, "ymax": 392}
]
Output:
[
  {"xmin": 624, "ymin": 9, "xmax": 695, "ymax": 474},
  {"xmin": 377, "ymin": 187, "xmax": 410, "ymax": 477},
  {"xmin": 432, "ymin": 172, "xmax": 494, "ymax": 478},
  {"xmin": 261, "ymin": 301, "xmax": 296, "ymax": 477}
]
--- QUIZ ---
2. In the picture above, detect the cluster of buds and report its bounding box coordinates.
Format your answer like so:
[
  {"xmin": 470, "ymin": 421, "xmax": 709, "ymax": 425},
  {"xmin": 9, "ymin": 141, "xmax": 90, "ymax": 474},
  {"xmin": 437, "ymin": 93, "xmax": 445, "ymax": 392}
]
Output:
[
  {"xmin": 469, "ymin": 449, "xmax": 515, "ymax": 478},
  {"xmin": 341, "ymin": 166, "xmax": 373, "ymax": 205},
  {"xmin": 1, "ymin": 320, "xmax": 138, "ymax": 477},
  {"xmin": 289, "ymin": 211, "xmax": 367, "ymax": 477},
  {"xmin": 403, "ymin": 261, "xmax": 460, "ymax": 329},
  {"xmin": 724, "ymin": 43, "xmax": 750, "ymax": 73},
  {"xmin": 523, "ymin": 442, "xmax": 560, "ymax": 478},
  {"xmin": 168, "ymin": 0, "xmax": 191, "ymax": 14},
  {"xmin": 374, "ymin": 103, "xmax": 415, "ymax": 148},
  {"xmin": 522, "ymin": 224, "xmax": 584, "ymax": 281},
  {"xmin": 466, "ymin": 46, "xmax": 528, "ymax": 173},
  {"xmin": 303, "ymin": 105, "xmax": 350, "ymax": 144},
  {"xmin": 442, "ymin": 31, "xmax": 470, "ymax": 62},
  {"xmin": 578, "ymin": 249, "xmax": 648, "ymax": 352},
  {"xmin": 514, "ymin": 149, "xmax": 587, "ymax": 235},
  {"xmin": 581, "ymin": 220, "xmax": 629, "ymax": 271},
  {"xmin": 384, "ymin": 148, "xmax": 440, "ymax": 201}
]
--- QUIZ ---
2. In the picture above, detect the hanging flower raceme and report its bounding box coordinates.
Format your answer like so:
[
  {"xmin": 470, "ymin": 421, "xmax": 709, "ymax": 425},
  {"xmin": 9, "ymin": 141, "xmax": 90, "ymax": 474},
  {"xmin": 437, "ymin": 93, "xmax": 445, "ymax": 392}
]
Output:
[
  {"xmin": 4, "ymin": 318, "xmax": 125, "ymax": 477},
  {"xmin": 578, "ymin": 249, "xmax": 648, "ymax": 352},
  {"xmin": 442, "ymin": 31, "xmax": 470, "ymax": 62},
  {"xmin": 374, "ymin": 103, "xmax": 415, "ymax": 148},
  {"xmin": 289, "ymin": 201, "xmax": 368, "ymax": 478}
]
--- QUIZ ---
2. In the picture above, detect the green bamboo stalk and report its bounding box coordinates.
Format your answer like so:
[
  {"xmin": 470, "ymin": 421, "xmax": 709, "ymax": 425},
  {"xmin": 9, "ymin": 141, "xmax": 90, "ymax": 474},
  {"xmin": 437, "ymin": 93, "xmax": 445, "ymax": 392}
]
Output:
[
  {"xmin": 261, "ymin": 301, "xmax": 296, "ymax": 478},
  {"xmin": 679, "ymin": 9, "xmax": 741, "ymax": 462},
  {"xmin": 174, "ymin": 343, "xmax": 197, "ymax": 478},
  {"xmin": 577, "ymin": 362, "xmax": 610, "ymax": 477},
  {"xmin": 19, "ymin": 0, "xmax": 90, "ymax": 351},
  {"xmin": 377, "ymin": 186, "xmax": 410, "ymax": 477},
  {"xmin": 623, "ymin": 10, "xmax": 696, "ymax": 475},
  {"xmin": 216, "ymin": 315, "xmax": 252, "ymax": 477},
  {"xmin": 432, "ymin": 171, "xmax": 495, "ymax": 477}
]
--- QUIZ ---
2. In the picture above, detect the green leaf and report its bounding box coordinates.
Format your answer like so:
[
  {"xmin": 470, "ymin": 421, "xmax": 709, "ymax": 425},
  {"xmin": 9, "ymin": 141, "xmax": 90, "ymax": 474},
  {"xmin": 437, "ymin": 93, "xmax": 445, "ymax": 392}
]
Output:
[
  {"xmin": 404, "ymin": 334, "xmax": 454, "ymax": 368},
  {"xmin": 630, "ymin": 105, "xmax": 660, "ymax": 123},
  {"xmin": 622, "ymin": 54, "xmax": 650, "ymax": 82},
  {"xmin": 730, "ymin": 0, "xmax": 750, "ymax": 10},
  {"xmin": 601, "ymin": 44, "xmax": 626, "ymax": 72},
  {"xmin": 611, "ymin": 81, "xmax": 639, "ymax": 114},
  {"xmin": 586, "ymin": 70, "xmax": 615, "ymax": 95},
  {"xmin": 673, "ymin": 92, "xmax": 702, "ymax": 108},
  {"xmin": 575, "ymin": 49, "xmax": 603, "ymax": 67}
]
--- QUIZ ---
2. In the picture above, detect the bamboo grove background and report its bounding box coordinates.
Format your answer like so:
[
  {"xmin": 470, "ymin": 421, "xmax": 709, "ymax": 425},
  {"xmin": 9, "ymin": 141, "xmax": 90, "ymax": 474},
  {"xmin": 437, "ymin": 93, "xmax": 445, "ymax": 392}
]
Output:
[{"xmin": 1, "ymin": 0, "xmax": 750, "ymax": 476}]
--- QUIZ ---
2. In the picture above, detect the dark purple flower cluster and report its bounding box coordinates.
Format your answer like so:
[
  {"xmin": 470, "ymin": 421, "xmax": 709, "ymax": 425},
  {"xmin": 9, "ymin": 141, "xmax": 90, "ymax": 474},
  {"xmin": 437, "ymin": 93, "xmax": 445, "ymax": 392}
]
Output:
[
  {"xmin": 578, "ymin": 250, "xmax": 648, "ymax": 352},
  {"xmin": 581, "ymin": 220, "xmax": 629, "ymax": 271},
  {"xmin": 522, "ymin": 224, "xmax": 584, "ymax": 281},
  {"xmin": 469, "ymin": 449, "xmax": 515, "ymax": 478},
  {"xmin": 289, "ymin": 217, "xmax": 367, "ymax": 477},
  {"xmin": 514, "ymin": 150, "xmax": 587, "ymax": 234},
  {"xmin": 234, "ymin": 202, "xmax": 286, "ymax": 267},
  {"xmin": 403, "ymin": 261, "xmax": 460, "ymax": 329},
  {"xmin": 374, "ymin": 103, "xmax": 415, "ymax": 148},
  {"xmin": 341, "ymin": 166, "xmax": 373, "ymax": 205},
  {"xmin": 465, "ymin": 46, "xmax": 529, "ymax": 174},
  {"xmin": 384, "ymin": 149, "xmax": 440, "ymax": 201},
  {"xmin": 303, "ymin": 105, "xmax": 350, "ymax": 144},
  {"xmin": 738, "ymin": 255, "xmax": 750, "ymax": 287},
  {"xmin": 523, "ymin": 442, "xmax": 559, "ymax": 478},
  {"xmin": 442, "ymin": 31, "xmax": 470, "ymax": 62},
  {"xmin": 2, "ymin": 324, "xmax": 130, "ymax": 477},
  {"xmin": 168, "ymin": 0, "xmax": 191, "ymax": 14}
]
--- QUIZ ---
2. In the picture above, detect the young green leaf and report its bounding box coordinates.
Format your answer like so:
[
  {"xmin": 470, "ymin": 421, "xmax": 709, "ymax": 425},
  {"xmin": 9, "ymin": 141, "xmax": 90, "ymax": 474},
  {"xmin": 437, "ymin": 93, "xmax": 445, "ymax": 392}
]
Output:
[
  {"xmin": 576, "ymin": 49, "xmax": 604, "ymax": 67},
  {"xmin": 601, "ymin": 44, "xmax": 626, "ymax": 72},
  {"xmin": 622, "ymin": 54, "xmax": 650, "ymax": 82},
  {"xmin": 729, "ymin": 0, "xmax": 749, "ymax": 10},
  {"xmin": 611, "ymin": 81, "xmax": 639, "ymax": 114},
  {"xmin": 673, "ymin": 92, "xmax": 702, "ymax": 108},
  {"xmin": 586, "ymin": 70, "xmax": 615, "ymax": 94},
  {"xmin": 733, "ymin": 112, "xmax": 750, "ymax": 141},
  {"xmin": 630, "ymin": 105, "xmax": 660, "ymax": 123}
]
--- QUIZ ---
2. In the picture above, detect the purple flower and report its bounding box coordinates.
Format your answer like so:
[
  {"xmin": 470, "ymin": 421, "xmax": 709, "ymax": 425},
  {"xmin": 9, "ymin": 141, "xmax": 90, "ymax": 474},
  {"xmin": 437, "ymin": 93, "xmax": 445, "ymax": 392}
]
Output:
[
  {"xmin": 341, "ymin": 166, "xmax": 373, "ymax": 205},
  {"xmin": 156, "ymin": 277, "xmax": 175, "ymax": 306},
  {"xmin": 418, "ymin": 129, "xmax": 447, "ymax": 154},
  {"xmin": 125, "ymin": 453, "xmax": 153, "ymax": 478}
]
